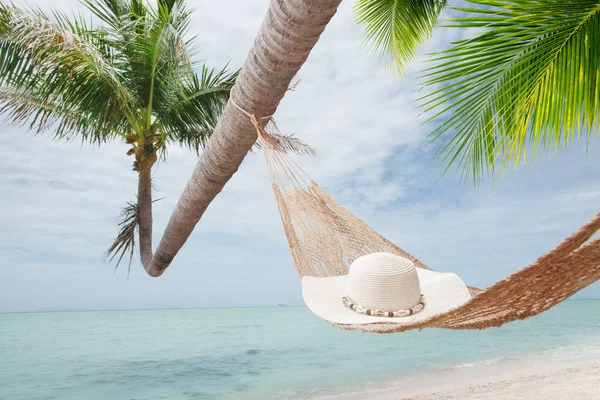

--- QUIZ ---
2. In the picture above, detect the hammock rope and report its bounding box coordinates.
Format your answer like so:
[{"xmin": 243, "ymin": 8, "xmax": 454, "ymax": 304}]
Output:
[{"xmin": 234, "ymin": 101, "xmax": 600, "ymax": 333}]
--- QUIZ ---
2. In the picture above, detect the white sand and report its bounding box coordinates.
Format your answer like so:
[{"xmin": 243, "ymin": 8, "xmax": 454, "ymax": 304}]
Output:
[
  {"xmin": 363, "ymin": 359, "xmax": 600, "ymax": 400},
  {"xmin": 320, "ymin": 356, "xmax": 600, "ymax": 400}
]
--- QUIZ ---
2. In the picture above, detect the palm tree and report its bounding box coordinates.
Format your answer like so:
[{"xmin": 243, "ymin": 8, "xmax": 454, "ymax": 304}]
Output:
[
  {"xmin": 421, "ymin": 0, "xmax": 600, "ymax": 183},
  {"xmin": 0, "ymin": 0, "xmax": 236, "ymax": 269}
]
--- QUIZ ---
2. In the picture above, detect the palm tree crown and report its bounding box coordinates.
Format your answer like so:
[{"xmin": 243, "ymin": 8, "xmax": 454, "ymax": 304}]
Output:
[{"xmin": 0, "ymin": 0, "xmax": 235, "ymax": 154}]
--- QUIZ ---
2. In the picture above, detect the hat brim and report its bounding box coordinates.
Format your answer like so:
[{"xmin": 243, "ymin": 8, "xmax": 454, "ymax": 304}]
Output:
[{"xmin": 302, "ymin": 268, "xmax": 472, "ymax": 325}]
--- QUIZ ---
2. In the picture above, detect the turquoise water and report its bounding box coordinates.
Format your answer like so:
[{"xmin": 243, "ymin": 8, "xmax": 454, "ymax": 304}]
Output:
[{"xmin": 1, "ymin": 300, "xmax": 599, "ymax": 399}]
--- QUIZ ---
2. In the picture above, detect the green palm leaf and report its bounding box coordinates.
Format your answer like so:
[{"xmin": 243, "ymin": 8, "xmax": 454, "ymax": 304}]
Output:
[
  {"xmin": 422, "ymin": 0, "xmax": 600, "ymax": 183},
  {"xmin": 0, "ymin": 3, "xmax": 136, "ymax": 142},
  {"xmin": 80, "ymin": 0, "xmax": 129, "ymax": 29},
  {"xmin": 354, "ymin": 0, "xmax": 446, "ymax": 76},
  {"xmin": 0, "ymin": 87, "xmax": 119, "ymax": 140},
  {"xmin": 159, "ymin": 65, "xmax": 238, "ymax": 153},
  {"xmin": 0, "ymin": 0, "xmax": 235, "ymax": 271}
]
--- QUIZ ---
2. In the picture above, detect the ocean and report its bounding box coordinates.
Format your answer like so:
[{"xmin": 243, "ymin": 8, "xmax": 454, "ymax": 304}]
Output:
[{"xmin": 1, "ymin": 300, "xmax": 599, "ymax": 399}]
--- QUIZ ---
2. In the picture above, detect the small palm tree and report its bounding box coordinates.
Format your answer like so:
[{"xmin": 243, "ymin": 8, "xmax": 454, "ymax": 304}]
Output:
[{"xmin": 0, "ymin": 0, "xmax": 236, "ymax": 269}]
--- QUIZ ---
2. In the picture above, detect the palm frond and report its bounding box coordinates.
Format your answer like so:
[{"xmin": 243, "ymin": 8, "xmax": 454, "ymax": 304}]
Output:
[
  {"xmin": 106, "ymin": 196, "xmax": 166, "ymax": 273},
  {"xmin": 1, "ymin": 5, "xmax": 130, "ymax": 101},
  {"xmin": 159, "ymin": 64, "xmax": 238, "ymax": 152},
  {"xmin": 354, "ymin": 0, "xmax": 446, "ymax": 76},
  {"xmin": 0, "ymin": 87, "xmax": 119, "ymax": 139},
  {"xmin": 52, "ymin": 9, "xmax": 115, "ymax": 59},
  {"xmin": 81, "ymin": 0, "xmax": 130, "ymax": 29},
  {"xmin": 158, "ymin": 0, "xmax": 177, "ymax": 13},
  {"xmin": 422, "ymin": 0, "xmax": 600, "ymax": 184},
  {"xmin": 0, "ymin": 3, "xmax": 136, "ymax": 141},
  {"xmin": 105, "ymin": 200, "xmax": 139, "ymax": 274},
  {"xmin": 129, "ymin": 0, "xmax": 148, "ymax": 20}
]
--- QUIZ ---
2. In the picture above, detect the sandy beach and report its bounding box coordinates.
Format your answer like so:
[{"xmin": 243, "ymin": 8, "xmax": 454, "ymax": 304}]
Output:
[{"xmin": 355, "ymin": 358, "xmax": 600, "ymax": 400}]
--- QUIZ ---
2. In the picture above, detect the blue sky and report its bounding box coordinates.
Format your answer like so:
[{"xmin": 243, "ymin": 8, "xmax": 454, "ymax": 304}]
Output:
[{"xmin": 0, "ymin": 0, "xmax": 599, "ymax": 313}]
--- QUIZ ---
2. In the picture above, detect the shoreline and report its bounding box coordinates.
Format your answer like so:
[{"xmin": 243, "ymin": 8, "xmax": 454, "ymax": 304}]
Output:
[{"xmin": 306, "ymin": 351, "xmax": 600, "ymax": 400}]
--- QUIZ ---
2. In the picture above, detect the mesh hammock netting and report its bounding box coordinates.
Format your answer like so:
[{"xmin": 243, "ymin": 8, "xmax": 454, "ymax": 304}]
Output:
[{"xmin": 253, "ymin": 117, "xmax": 600, "ymax": 334}]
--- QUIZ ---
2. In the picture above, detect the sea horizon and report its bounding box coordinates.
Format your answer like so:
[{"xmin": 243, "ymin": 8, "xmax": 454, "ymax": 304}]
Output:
[{"xmin": 1, "ymin": 297, "xmax": 598, "ymax": 315}]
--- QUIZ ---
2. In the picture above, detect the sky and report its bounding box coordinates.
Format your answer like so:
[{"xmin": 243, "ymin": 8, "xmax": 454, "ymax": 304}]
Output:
[{"xmin": 1, "ymin": 0, "xmax": 599, "ymax": 313}]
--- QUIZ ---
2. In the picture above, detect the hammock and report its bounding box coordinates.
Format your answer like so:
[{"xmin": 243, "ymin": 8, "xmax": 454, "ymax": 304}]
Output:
[{"xmin": 249, "ymin": 114, "xmax": 600, "ymax": 333}]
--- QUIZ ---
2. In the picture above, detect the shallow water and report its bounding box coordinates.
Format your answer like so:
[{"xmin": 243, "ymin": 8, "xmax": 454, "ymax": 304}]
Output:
[{"xmin": 1, "ymin": 300, "xmax": 599, "ymax": 399}]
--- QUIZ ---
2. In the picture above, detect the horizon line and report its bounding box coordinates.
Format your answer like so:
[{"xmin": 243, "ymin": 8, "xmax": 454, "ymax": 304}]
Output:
[
  {"xmin": 1, "ymin": 298, "xmax": 599, "ymax": 315},
  {"xmin": 0, "ymin": 303, "xmax": 307, "ymax": 315}
]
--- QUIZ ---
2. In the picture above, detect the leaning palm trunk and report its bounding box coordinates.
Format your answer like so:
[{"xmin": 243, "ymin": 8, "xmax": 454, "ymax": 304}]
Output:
[{"xmin": 139, "ymin": 0, "xmax": 343, "ymax": 277}]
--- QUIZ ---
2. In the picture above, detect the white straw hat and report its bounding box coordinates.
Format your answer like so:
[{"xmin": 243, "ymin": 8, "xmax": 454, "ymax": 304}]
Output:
[{"xmin": 302, "ymin": 253, "xmax": 472, "ymax": 325}]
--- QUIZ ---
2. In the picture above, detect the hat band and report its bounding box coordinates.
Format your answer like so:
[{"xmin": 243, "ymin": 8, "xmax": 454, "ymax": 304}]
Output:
[{"xmin": 342, "ymin": 295, "xmax": 426, "ymax": 318}]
